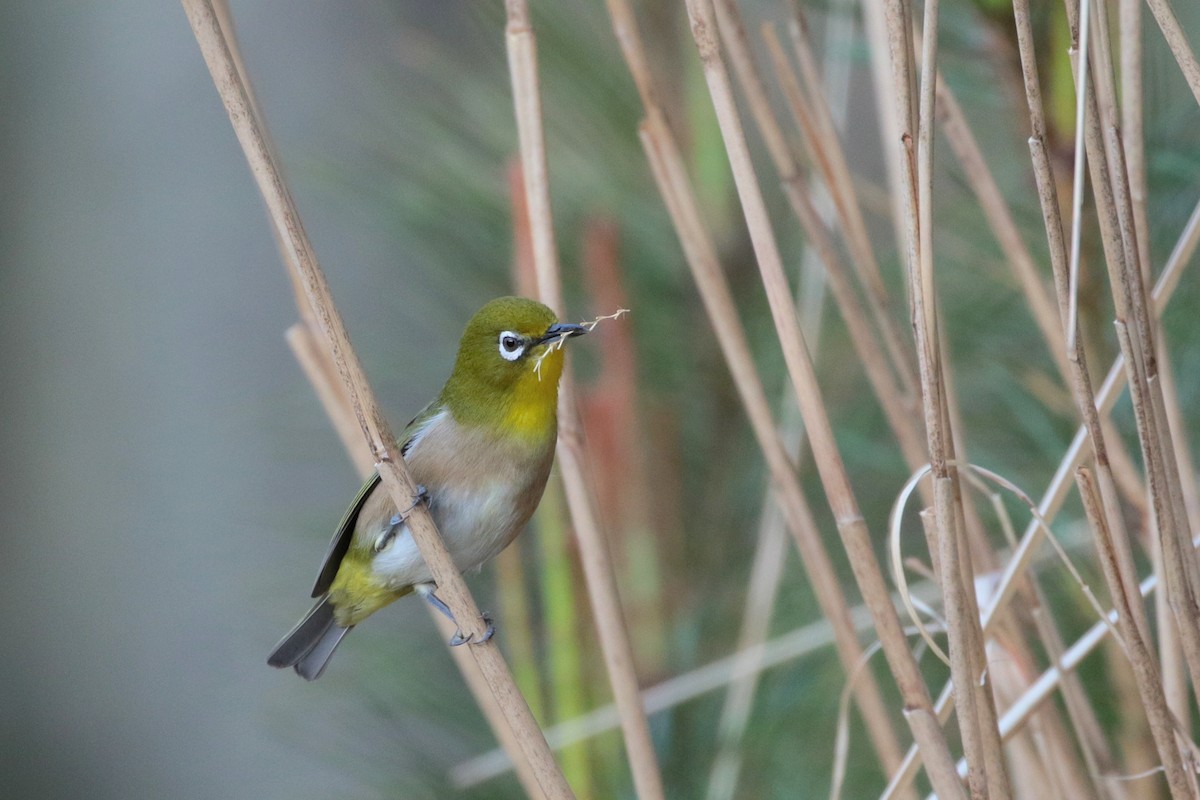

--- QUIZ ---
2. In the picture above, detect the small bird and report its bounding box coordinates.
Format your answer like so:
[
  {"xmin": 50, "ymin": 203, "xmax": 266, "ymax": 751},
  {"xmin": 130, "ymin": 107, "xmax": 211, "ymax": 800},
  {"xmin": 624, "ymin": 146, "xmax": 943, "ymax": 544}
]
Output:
[{"xmin": 268, "ymin": 296, "xmax": 586, "ymax": 680}]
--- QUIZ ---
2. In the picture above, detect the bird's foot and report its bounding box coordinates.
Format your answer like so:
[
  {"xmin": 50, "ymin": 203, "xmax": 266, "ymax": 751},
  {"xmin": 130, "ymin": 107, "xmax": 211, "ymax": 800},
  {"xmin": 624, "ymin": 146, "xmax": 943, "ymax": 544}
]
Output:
[
  {"xmin": 421, "ymin": 589, "xmax": 495, "ymax": 646},
  {"xmin": 405, "ymin": 484, "xmax": 430, "ymax": 514},
  {"xmin": 388, "ymin": 485, "xmax": 430, "ymax": 527},
  {"xmin": 376, "ymin": 487, "xmax": 430, "ymax": 553},
  {"xmin": 449, "ymin": 614, "xmax": 495, "ymax": 647}
]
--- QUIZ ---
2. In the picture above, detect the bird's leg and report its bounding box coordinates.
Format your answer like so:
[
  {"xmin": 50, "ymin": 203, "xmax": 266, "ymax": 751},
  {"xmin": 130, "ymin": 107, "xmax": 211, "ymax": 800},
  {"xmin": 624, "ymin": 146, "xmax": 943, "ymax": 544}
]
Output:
[{"xmin": 418, "ymin": 584, "xmax": 495, "ymax": 646}]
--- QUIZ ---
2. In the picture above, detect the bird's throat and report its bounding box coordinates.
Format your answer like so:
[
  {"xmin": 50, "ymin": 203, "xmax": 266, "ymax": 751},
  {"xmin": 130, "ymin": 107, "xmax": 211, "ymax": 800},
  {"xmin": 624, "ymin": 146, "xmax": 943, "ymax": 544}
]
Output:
[{"xmin": 503, "ymin": 353, "xmax": 562, "ymax": 439}]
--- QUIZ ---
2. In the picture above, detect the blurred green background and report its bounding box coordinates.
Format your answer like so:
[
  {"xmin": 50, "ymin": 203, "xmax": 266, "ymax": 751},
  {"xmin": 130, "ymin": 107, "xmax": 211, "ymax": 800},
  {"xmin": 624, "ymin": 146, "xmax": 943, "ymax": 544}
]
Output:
[{"xmin": 2, "ymin": 0, "xmax": 1198, "ymax": 798}]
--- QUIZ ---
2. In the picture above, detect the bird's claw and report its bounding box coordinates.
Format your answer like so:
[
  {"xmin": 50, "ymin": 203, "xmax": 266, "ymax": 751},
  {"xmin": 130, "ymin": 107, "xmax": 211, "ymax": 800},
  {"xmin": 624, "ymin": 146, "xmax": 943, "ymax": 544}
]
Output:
[
  {"xmin": 449, "ymin": 613, "xmax": 495, "ymax": 647},
  {"xmin": 379, "ymin": 487, "xmax": 430, "ymax": 550},
  {"xmin": 407, "ymin": 484, "xmax": 430, "ymax": 513}
]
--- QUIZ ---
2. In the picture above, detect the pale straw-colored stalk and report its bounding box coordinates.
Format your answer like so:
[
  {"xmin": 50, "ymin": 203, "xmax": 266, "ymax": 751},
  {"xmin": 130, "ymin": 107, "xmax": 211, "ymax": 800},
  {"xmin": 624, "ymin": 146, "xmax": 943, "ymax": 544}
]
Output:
[
  {"xmin": 1012, "ymin": 0, "xmax": 1194, "ymax": 794},
  {"xmin": 1074, "ymin": 0, "xmax": 1200, "ymax": 715},
  {"xmin": 181, "ymin": 2, "xmax": 574, "ymax": 797},
  {"xmin": 915, "ymin": 555, "xmax": 1200, "ymax": 800},
  {"xmin": 453, "ymin": 584, "xmax": 945, "ymax": 789},
  {"xmin": 503, "ymin": 4, "xmax": 666, "ymax": 798},
  {"xmin": 712, "ymin": 1, "xmax": 928, "ymax": 495},
  {"xmin": 1123, "ymin": 0, "xmax": 1200, "ymax": 742},
  {"xmin": 782, "ymin": 6, "xmax": 921, "ymax": 402},
  {"xmin": 882, "ymin": 194, "xmax": 1200, "ymax": 798},
  {"xmin": 1077, "ymin": 468, "xmax": 1197, "ymax": 798},
  {"xmin": 204, "ymin": 3, "xmax": 559, "ymax": 796},
  {"xmin": 894, "ymin": 273, "xmax": 1199, "ymax": 799},
  {"xmin": 1141, "ymin": 0, "xmax": 1200, "ymax": 108},
  {"xmin": 639, "ymin": 110, "xmax": 911, "ymax": 789},
  {"xmin": 604, "ymin": 0, "xmax": 911, "ymax": 785},
  {"xmin": 705, "ymin": 190, "xmax": 831, "ymax": 800},
  {"xmin": 882, "ymin": 0, "xmax": 1012, "ymax": 792},
  {"xmin": 679, "ymin": 0, "xmax": 965, "ymax": 795},
  {"xmin": 756, "ymin": 21, "xmax": 928, "ymax": 480}
]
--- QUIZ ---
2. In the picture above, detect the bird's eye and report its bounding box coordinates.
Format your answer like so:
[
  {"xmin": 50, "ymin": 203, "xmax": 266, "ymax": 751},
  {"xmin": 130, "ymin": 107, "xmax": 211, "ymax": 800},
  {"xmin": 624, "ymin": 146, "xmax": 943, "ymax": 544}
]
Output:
[{"xmin": 498, "ymin": 331, "xmax": 525, "ymax": 361}]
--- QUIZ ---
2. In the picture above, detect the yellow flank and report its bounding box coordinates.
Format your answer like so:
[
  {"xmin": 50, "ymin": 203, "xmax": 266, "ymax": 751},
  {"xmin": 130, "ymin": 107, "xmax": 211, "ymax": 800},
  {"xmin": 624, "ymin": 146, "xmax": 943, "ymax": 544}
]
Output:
[
  {"xmin": 329, "ymin": 554, "xmax": 412, "ymax": 627},
  {"xmin": 504, "ymin": 348, "xmax": 563, "ymax": 439}
]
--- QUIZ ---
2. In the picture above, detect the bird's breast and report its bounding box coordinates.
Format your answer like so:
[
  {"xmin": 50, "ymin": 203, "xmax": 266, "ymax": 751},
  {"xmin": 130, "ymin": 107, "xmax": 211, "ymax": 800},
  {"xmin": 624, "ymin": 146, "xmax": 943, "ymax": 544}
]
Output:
[{"xmin": 364, "ymin": 408, "xmax": 555, "ymax": 587}]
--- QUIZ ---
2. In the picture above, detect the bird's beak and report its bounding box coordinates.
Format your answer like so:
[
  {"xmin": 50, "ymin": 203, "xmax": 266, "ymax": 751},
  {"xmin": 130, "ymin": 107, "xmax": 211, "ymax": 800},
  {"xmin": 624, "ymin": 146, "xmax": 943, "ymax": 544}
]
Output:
[{"xmin": 536, "ymin": 322, "xmax": 588, "ymax": 346}]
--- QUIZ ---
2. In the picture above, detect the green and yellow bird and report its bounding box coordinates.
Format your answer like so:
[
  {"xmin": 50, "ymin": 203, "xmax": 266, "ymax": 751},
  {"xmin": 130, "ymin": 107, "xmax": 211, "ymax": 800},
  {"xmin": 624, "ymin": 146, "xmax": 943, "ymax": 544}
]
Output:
[{"xmin": 268, "ymin": 296, "xmax": 586, "ymax": 680}]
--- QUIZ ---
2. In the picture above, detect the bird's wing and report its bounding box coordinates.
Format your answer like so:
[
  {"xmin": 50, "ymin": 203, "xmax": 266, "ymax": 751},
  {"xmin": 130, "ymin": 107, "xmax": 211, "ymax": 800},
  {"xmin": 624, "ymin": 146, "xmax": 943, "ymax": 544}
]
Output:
[
  {"xmin": 308, "ymin": 401, "xmax": 444, "ymax": 598},
  {"xmin": 310, "ymin": 471, "xmax": 381, "ymax": 597}
]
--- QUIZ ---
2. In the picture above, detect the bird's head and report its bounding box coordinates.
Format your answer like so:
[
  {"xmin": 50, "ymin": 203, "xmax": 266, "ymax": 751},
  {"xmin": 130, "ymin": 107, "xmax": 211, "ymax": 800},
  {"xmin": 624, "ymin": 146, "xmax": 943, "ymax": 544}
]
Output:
[{"xmin": 441, "ymin": 296, "xmax": 586, "ymax": 435}]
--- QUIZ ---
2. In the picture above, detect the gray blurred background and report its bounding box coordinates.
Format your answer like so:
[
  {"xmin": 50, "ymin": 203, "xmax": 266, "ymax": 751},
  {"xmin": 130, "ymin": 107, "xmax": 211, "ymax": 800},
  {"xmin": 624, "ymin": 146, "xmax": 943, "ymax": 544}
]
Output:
[{"xmin": 0, "ymin": 2, "xmax": 470, "ymax": 797}]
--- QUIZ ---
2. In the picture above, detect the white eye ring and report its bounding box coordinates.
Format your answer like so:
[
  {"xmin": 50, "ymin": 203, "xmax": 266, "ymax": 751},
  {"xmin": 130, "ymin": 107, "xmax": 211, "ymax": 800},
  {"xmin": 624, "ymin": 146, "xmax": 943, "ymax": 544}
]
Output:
[{"xmin": 498, "ymin": 331, "xmax": 525, "ymax": 361}]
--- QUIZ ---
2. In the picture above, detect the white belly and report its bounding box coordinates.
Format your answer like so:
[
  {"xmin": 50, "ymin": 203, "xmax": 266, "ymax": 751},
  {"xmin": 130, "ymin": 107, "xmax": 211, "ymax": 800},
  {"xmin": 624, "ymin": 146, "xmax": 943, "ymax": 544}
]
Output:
[{"xmin": 368, "ymin": 481, "xmax": 525, "ymax": 589}]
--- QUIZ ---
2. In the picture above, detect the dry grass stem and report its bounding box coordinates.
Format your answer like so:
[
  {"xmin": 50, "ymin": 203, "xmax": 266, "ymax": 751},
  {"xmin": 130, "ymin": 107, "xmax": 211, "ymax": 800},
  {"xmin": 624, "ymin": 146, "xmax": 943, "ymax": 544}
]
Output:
[
  {"xmin": 1065, "ymin": 0, "xmax": 1094, "ymax": 351},
  {"xmin": 970, "ymin": 61, "xmax": 1200, "ymax": 640},
  {"xmin": 681, "ymin": 0, "xmax": 965, "ymax": 794},
  {"xmin": 785, "ymin": 9, "xmax": 914, "ymax": 381},
  {"xmin": 755, "ymin": 22, "xmax": 928, "ymax": 480},
  {"xmin": 1018, "ymin": 1, "xmax": 1194, "ymax": 787},
  {"xmin": 533, "ymin": 309, "xmax": 630, "ymax": 380},
  {"xmin": 603, "ymin": 0, "xmax": 911, "ymax": 782},
  {"xmin": 1077, "ymin": 468, "xmax": 1194, "ymax": 798},
  {"xmin": 453, "ymin": 595, "xmax": 944, "ymax": 788},
  {"xmin": 1009, "ymin": 4, "xmax": 1169, "ymax": 791},
  {"xmin": 885, "ymin": 209, "xmax": 1200, "ymax": 795},
  {"xmin": 990, "ymin": 559, "xmax": 1198, "ymax": 792},
  {"xmin": 1142, "ymin": 0, "xmax": 1200, "ymax": 108},
  {"xmin": 892, "ymin": 556, "xmax": 1194, "ymax": 799},
  {"xmin": 706, "ymin": 190, "xmax": 835, "ymax": 800},
  {"xmin": 639, "ymin": 111, "xmax": 906, "ymax": 790},
  {"xmin": 1074, "ymin": 0, "xmax": 1200, "ymax": 712},
  {"xmin": 768, "ymin": 11, "xmax": 916, "ymax": 402},
  {"xmin": 711, "ymin": 0, "xmax": 928, "ymax": 506},
  {"xmin": 883, "ymin": 0, "xmax": 1200, "ymax": 791},
  {"xmin": 753, "ymin": 21, "xmax": 929, "ymax": 488},
  {"xmin": 181, "ymin": 2, "xmax": 574, "ymax": 797},
  {"xmin": 891, "ymin": 0, "xmax": 1012, "ymax": 792},
  {"xmin": 934, "ymin": 80, "xmax": 1070, "ymax": 386},
  {"xmin": 504, "ymin": 4, "xmax": 666, "ymax": 798}
]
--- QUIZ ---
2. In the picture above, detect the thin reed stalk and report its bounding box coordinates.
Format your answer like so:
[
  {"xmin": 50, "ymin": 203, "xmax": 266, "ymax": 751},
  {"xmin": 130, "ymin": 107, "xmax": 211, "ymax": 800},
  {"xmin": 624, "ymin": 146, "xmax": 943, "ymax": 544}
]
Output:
[
  {"xmin": 880, "ymin": 0, "xmax": 1013, "ymax": 792},
  {"xmin": 934, "ymin": 80, "xmax": 1071, "ymax": 386},
  {"xmin": 1073, "ymin": 0, "xmax": 1200, "ymax": 711},
  {"xmin": 679, "ymin": 1, "xmax": 965, "ymax": 795},
  {"xmin": 639, "ymin": 111, "xmax": 907, "ymax": 790},
  {"xmin": 1142, "ymin": 0, "xmax": 1200, "ymax": 108},
  {"xmin": 755, "ymin": 21, "xmax": 929, "ymax": 479},
  {"xmin": 915, "ymin": 558, "xmax": 1200, "ymax": 800},
  {"xmin": 706, "ymin": 198, "xmax": 831, "ymax": 800},
  {"xmin": 883, "ymin": 198, "xmax": 1200, "ymax": 797},
  {"xmin": 603, "ymin": 0, "xmax": 910, "ymax": 786},
  {"xmin": 503, "ymin": 4, "xmax": 666, "ymax": 798},
  {"xmin": 786, "ymin": 8, "xmax": 913, "ymax": 382},
  {"xmin": 1077, "ymin": 467, "xmax": 1195, "ymax": 797},
  {"xmin": 1010, "ymin": 1, "xmax": 1193, "ymax": 793},
  {"xmin": 453, "ymin": 587, "xmax": 945, "ymax": 789},
  {"xmin": 181, "ymin": 2, "xmax": 573, "ymax": 797}
]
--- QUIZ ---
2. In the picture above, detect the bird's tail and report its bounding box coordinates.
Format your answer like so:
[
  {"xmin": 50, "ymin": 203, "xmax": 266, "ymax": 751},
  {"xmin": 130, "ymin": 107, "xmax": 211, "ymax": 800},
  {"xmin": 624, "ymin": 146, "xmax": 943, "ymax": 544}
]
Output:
[{"xmin": 267, "ymin": 597, "xmax": 353, "ymax": 681}]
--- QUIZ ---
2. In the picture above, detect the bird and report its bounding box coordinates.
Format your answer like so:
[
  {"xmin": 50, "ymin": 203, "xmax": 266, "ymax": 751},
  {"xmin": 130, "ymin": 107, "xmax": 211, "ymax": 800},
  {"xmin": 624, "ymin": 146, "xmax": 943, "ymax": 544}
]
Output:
[{"xmin": 268, "ymin": 296, "xmax": 587, "ymax": 680}]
